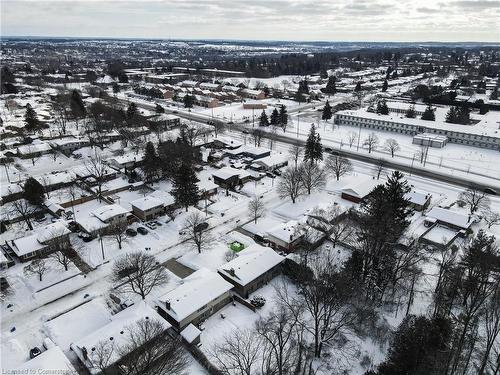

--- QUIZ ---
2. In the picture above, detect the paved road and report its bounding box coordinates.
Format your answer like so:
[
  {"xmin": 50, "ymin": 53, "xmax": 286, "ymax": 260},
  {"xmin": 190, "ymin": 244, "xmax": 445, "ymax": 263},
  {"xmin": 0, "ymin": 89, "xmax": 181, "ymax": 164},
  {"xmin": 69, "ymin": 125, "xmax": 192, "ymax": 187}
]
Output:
[{"xmin": 118, "ymin": 96, "xmax": 499, "ymax": 192}]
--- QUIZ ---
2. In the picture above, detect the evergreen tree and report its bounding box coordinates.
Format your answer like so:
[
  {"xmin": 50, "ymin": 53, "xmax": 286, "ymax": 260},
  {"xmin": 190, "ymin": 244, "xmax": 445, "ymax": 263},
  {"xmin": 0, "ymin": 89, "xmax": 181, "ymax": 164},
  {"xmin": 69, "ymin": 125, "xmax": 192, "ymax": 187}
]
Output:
[
  {"xmin": 304, "ymin": 125, "xmax": 323, "ymax": 164},
  {"xmin": 298, "ymin": 79, "xmax": 309, "ymax": 95},
  {"xmin": 354, "ymin": 81, "xmax": 362, "ymax": 92},
  {"xmin": 405, "ymin": 105, "xmax": 416, "ymax": 118},
  {"xmin": 112, "ymin": 83, "xmax": 120, "ymax": 94},
  {"xmin": 142, "ymin": 142, "xmax": 159, "ymax": 183},
  {"xmin": 126, "ymin": 102, "xmax": 138, "ymax": 120},
  {"xmin": 155, "ymin": 103, "xmax": 165, "ymax": 113},
  {"xmin": 445, "ymin": 106, "xmax": 458, "ymax": 123},
  {"xmin": 382, "ymin": 79, "xmax": 388, "ymax": 92},
  {"xmin": 376, "ymin": 100, "xmax": 389, "ymax": 115},
  {"xmin": 279, "ymin": 105, "xmax": 288, "ymax": 129},
  {"xmin": 269, "ymin": 108, "xmax": 279, "ymax": 126},
  {"xmin": 171, "ymin": 163, "xmax": 199, "ymax": 211},
  {"xmin": 421, "ymin": 105, "xmax": 435, "ymax": 121},
  {"xmin": 324, "ymin": 76, "xmax": 336, "ymax": 94},
  {"xmin": 259, "ymin": 110, "xmax": 269, "ymax": 126},
  {"xmin": 294, "ymin": 90, "xmax": 305, "ymax": 103},
  {"xmin": 183, "ymin": 94, "xmax": 195, "ymax": 108},
  {"xmin": 322, "ymin": 100, "xmax": 333, "ymax": 121},
  {"xmin": 70, "ymin": 89, "xmax": 86, "ymax": 119},
  {"xmin": 24, "ymin": 177, "xmax": 45, "ymax": 205},
  {"xmin": 24, "ymin": 103, "xmax": 39, "ymax": 131},
  {"xmin": 490, "ymin": 86, "xmax": 498, "ymax": 100}
]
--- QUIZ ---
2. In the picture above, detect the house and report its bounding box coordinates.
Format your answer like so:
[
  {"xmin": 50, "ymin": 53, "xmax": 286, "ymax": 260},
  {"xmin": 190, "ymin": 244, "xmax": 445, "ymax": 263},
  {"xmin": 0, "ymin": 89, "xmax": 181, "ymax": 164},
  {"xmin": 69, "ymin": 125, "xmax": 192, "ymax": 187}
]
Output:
[
  {"xmin": 412, "ymin": 133, "xmax": 448, "ymax": 148},
  {"xmin": 49, "ymin": 136, "xmax": 89, "ymax": 154},
  {"xmin": 148, "ymin": 114, "xmax": 181, "ymax": 130},
  {"xmin": 14, "ymin": 346, "xmax": 76, "ymax": 374},
  {"xmin": 211, "ymin": 136, "xmax": 243, "ymax": 150},
  {"xmin": 180, "ymin": 323, "xmax": 201, "ymax": 346},
  {"xmin": 340, "ymin": 177, "xmax": 379, "ymax": 203},
  {"xmin": 194, "ymin": 95, "xmax": 219, "ymax": 108},
  {"xmin": 17, "ymin": 141, "xmax": 53, "ymax": 158},
  {"xmin": 405, "ymin": 190, "xmax": 431, "ymax": 211},
  {"xmin": 212, "ymin": 167, "xmax": 252, "ymax": 190},
  {"xmin": 199, "ymin": 82, "xmax": 221, "ymax": 91},
  {"xmin": 108, "ymin": 154, "xmax": 144, "ymax": 170},
  {"xmin": 218, "ymin": 244, "xmax": 284, "ymax": 298},
  {"xmin": 424, "ymin": 207, "xmax": 475, "ymax": 230},
  {"xmin": 243, "ymin": 101, "xmax": 267, "ymax": 110},
  {"xmin": 240, "ymin": 89, "xmax": 265, "ymax": 100},
  {"xmin": 156, "ymin": 268, "xmax": 233, "ymax": 330},
  {"xmin": 76, "ymin": 204, "xmax": 129, "ymax": 235},
  {"xmin": 131, "ymin": 196, "xmax": 165, "ymax": 221},
  {"xmin": 10, "ymin": 222, "xmax": 71, "ymax": 261},
  {"xmin": 72, "ymin": 302, "xmax": 170, "ymax": 375},
  {"xmin": 266, "ymin": 220, "xmax": 304, "ymax": 252},
  {"xmin": 254, "ymin": 153, "xmax": 288, "ymax": 171}
]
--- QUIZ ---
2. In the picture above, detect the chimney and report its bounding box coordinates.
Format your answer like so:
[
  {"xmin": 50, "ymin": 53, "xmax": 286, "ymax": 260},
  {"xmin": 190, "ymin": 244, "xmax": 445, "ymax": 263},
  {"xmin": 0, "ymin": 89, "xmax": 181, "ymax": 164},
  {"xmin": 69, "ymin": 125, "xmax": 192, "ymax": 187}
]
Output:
[
  {"xmin": 165, "ymin": 301, "xmax": 171, "ymax": 310},
  {"xmin": 229, "ymin": 268, "xmax": 236, "ymax": 276}
]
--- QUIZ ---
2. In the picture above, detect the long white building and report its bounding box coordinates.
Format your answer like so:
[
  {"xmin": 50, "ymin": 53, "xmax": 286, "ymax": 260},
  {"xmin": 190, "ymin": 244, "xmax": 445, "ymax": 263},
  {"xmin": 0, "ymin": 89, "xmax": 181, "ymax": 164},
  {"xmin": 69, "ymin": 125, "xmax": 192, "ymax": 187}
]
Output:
[{"xmin": 334, "ymin": 106, "xmax": 500, "ymax": 150}]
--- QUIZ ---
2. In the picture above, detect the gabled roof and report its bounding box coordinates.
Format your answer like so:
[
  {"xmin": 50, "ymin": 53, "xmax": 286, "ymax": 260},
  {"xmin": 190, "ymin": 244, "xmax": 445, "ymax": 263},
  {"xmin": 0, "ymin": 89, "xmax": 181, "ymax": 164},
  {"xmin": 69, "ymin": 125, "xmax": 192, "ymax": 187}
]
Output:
[
  {"xmin": 92, "ymin": 204, "xmax": 128, "ymax": 222},
  {"xmin": 157, "ymin": 268, "xmax": 233, "ymax": 322},
  {"xmin": 426, "ymin": 207, "xmax": 473, "ymax": 229},
  {"xmin": 218, "ymin": 244, "xmax": 284, "ymax": 286}
]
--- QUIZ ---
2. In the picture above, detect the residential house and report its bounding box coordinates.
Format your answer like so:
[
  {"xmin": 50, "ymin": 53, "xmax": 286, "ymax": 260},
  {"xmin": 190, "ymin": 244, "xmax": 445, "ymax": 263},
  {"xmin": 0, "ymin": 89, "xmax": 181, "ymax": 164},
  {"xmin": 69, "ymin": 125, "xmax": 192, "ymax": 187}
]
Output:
[{"xmin": 131, "ymin": 196, "xmax": 165, "ymax": 221}]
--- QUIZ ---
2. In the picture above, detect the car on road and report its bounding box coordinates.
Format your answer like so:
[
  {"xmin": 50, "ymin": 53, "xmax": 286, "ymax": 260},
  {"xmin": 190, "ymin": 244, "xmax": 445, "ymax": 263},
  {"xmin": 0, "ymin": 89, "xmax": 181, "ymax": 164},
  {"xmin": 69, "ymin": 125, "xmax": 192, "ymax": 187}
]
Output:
[
  {"xmin": 126, "ymin": 228, "xmax": 137, "ymax": 237},
  {"xmin": 137, "ymin": 227, "xmax": 148, "ymax": 235}
]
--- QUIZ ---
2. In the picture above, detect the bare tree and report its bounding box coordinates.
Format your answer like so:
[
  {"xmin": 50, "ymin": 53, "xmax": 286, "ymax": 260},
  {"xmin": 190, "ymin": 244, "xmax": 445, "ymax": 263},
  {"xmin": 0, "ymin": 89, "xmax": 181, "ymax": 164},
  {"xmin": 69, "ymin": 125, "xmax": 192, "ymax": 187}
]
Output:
[
  {"xmin": 306, "ymin": 204, "xmax": 353, "ymax": 248},
  {"xmin": 363, "ymin": 133, "xmax": 379, "ymax": 153},
  {"xmin": 459, "ymin": 187, "xmax": 490, "ymax": 215},
  {"xmin": 85, "ymin": 152, "xmax": 108, "ymax": 201},
  {"xmin": 277, "ymin": 167, "xmax": 305, "ymax": 204},
  {"xmin": 383, "ymin": 138, "xmax": 400, "ymax": 158},
  {"xmin": 88, "ymin": 340, "xmax": 115, "ymax": 374},
  {"xmin": 105, "ymin": 221, "xmax": 128, "ymax": 250},
  {"xmin": 9, "ymin": 199, "xmax": 37, "ymax": 230},
  {"xmin": 180, "ymin": 211, "xmax": 214, "ymax": 253},
  {"xmin": 48, "ymin": 229, "xmax": 72, "ymax": 271},
  {"xmin": 40, "ymin": 176, "xmax": 52, "ymax": 199},
  {"xmin": 478, "ymin": 286, "xmax": 500, "ymax": 375},
  {"xmin": 288, "ymin": 143, "xmax": 303, "ymax": 168},
  {"xmin": 248, "ymin": 195, "xmax": 265, "ymax": 224},
  {"xmin": 24, "ymin": 258, "xmax": 50, "ymax": 282},
  {"xmin": 210, "ymin": 329, "xmax": 261, "ymax": 375},
  {"xmin": 0, "ymin": 271, "xmax": 13, "ymax": 302},
  {"xmin": 276, "ymin": 254, "xmax": 356, "ymax": 358},
  {"xmin": 26, "ymin": 145, "xmax": 41, "ymax": 166},
  {"xmin": 119, "ymin": 318, "xmax": 188, "ymax": 375},
  {"xmin": 299, "ymin": 163, "xmax": 326, "ymax": 194},
  {"xmin": 251, "ymin": 129, "xmax": 264, "ymax": 147},
  {"xmin": 482, "ymin": 208, "xmax": 500, "ymax": 229},
  {"xmin": 111, "ymin": 252, "xmax": 169, "ymax": 299},
  {"xmin": 325, "ymin": 154, "xmax": 353, "ymax": 181},
  {"xmin": 256, "ymin": 306, "xmax": 301, "ymax": 375},
  {"xmin": 347, "ymin": 131, "xmax": 358, "ymax": 148}
]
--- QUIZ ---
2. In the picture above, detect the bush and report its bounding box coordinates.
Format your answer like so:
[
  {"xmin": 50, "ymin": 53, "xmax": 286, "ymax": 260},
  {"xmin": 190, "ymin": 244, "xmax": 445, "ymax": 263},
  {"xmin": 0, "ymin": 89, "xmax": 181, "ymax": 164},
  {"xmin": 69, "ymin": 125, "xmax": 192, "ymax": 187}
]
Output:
[{"xmin": 250, "ymin": 295, "xmax": 266, "ymax": 308}]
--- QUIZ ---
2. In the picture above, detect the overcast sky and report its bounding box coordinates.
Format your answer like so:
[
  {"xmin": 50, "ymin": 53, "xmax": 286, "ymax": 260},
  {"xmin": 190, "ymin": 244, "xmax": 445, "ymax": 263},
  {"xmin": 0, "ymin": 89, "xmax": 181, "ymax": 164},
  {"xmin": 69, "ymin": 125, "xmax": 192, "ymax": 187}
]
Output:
[{"xmin": 2, "ymin": 0, "xmax": 499, "ymax": 42}]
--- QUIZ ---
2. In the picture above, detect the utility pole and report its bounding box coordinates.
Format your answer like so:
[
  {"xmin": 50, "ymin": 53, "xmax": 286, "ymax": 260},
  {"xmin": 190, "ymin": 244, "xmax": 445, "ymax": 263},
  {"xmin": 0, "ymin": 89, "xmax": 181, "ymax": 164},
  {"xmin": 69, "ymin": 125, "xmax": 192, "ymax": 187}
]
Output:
[
  {"xmin": 296, "ymin": 111, "xmax": 300, "ymax": 138},
  {"xmin": 99, "ymin": 235, "xmax": 105, "ymax": 260}
]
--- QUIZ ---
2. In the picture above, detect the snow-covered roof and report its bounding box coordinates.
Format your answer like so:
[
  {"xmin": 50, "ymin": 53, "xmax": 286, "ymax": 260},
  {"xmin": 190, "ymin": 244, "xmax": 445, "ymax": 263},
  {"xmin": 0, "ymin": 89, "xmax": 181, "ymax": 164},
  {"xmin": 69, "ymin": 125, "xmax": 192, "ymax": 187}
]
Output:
[
  {"xmin": 180, "ymin": 324, "xmax": 201, "ymax": 344},
  {"xmin": 254, "ymin": 153, "xmax": 288, "ymax": 168},
  {"xmin": 15, "ymin": 346, "xmax": 76, "ymax": 373},
  {"xmin": 12, "ymin": 222, "xmax": 70, "ymax": 256},
  {"xmin": 212, "ymin": 167, "xmax": 243, "ymax": 180},
  {"xmin": 157, "ymin": 268, "xmax": 233, "ymax": 322},
  {"xmin": 71, "ymin": 302, "xmax": 169, "ymax": 374},
  {"xmin": 130, "ymin": 196, "xmax": 164, "ymax": 212},
  {"xmin": 92, "ymin": 204, "xmax": 129, "ymax": 222},
  {"xmin": 267, "ymin": 220, "xmax": 303, "ymax": 244},
  {"xmin": 218, "ymin": 244, "xmax": 284, "ymax": 286},
  {"xmin": 405, "ymin": 190, "xmax": 431, "ymax": 206},
  {"xmin": 17, "ymin": 142, "xmax": 52, "ymax": 155},
  {"xmin": 148, "ymin": 190, "xmax": 175, "ymax": 206},
  {"xmin": 341, "ymin": 176, "xmax": 380, "ymax": 199},
  {"xmin": 36, "ymin": 221, "xmax": 70, "ymax": 243},
  {"xmin": 426, "ymin": 207, "xmax": 473, "ymax": 229}
]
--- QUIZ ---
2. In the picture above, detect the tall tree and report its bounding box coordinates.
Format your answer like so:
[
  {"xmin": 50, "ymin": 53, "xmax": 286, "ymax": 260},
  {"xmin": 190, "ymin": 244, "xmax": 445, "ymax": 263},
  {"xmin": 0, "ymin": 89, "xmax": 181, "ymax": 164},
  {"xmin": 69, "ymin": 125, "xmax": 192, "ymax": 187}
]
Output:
[
  {"xmin": 382, "ymin": 79, "xmax": 388, "ymax": 92},
  {"xmin": 24, "ymin": 103, "xmax": 39, "ymax": 131},
  {"xmin": 303, "ymin": 125, "xmax": 322, "ymax": 164},
  {"xmin": 278, "ymin": 105, "xmax": 288, "ymax": 131},
  {"xmin": 171, "ymin": 163, "xmax": 199, "ymax": 211},
  {"xmin": 259, "ymin": 110, "xmax": 269, "ymax": 126},
  {"xmin": 326, "ymin": 154, "xmax": 353, "ymax": 180},
  {"xmin": 142, "ymin": 142, "xmax": 159, "ymax": 184},
  {"xmin": 421, "ymin": 105, "xmax": 435, "ymax": 121},
  {"xmin": 376, "ymin": 100, "xmax": 389, "ymax": 115},
  {"xmin": 277, "ymin": 166, "xmax": 304, "ymax": 204},
  {"xmin": 322, "ymin": 100, "xmax": 333, "ymax": 121},
  {"xmin": 405, "ymin": 105, "xmax": 416, "ymax": 118},
  {"xmin": 180, "ymin": 211, "xmax": 214, "ymax": 253},
  {"xmin": 24, "ymin": 177, "xmax": 45, "ymax": 205},
  {"xmin": 269, "ymin": 108, "xmax": 279, "ymax": 126},
  {"xmin": 324, "ymin": 75, "xmax": 337, "ymax": 94}
]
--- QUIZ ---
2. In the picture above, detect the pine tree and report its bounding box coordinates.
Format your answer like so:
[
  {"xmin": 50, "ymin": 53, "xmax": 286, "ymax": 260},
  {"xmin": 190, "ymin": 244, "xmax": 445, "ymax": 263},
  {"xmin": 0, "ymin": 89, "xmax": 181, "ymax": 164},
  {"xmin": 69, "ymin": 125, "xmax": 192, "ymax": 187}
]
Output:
[
  {"xmin": 171, "ymin": 163, "xmax": 199, "ymax": 211},
  {"xmin": 259, "ymin": 110, "xmax": 269, "ymax": 126},
  {"xmin": 279, "ymin": 105, "xmax": 288, "ymax": 129},
  {"xmin": 304, "ymin": 125, "xmax": 323, "ymax": 164},
  {"xmin": 322, "ymin": 100, "xmax": 332, "ymax": 121},
  {"xmin": 324, "ymin": 76, "xmax": 336, "ymax": 94},
  {"xmin": 382, "ymin": 79, "xmax": 388, "ymax": 92},
  {"xmin": 142, "ymin": 142, "xmax": 159, "ymax": 183},
  {"xmin": 405, "ymin": 105, "xmax": 416, "ymax": 118},
  {"xmin": 127, "ymin": 102, "xmax": 138, "ymax": 120},
  {"xmin": 269, "ymin": 108, "xmax": 279, "ymax": 126},
  {"xmin": 445, "ymin": 106, "xmax": 458, "ymax": 123},
  {"xmin": 24, "ymin": 103, "xmax": 38, "ymax": 131},
  {"xmin": 70, "ymin": 89, "xmax": 86, "ymax": 119},
  {"xmin": 183, "ymin": 94, "xmax": 194, "ymax": 108},
  {"xmin": 421, "ymin": 105, "xmax": 435, "ymax": 121},
  {"xmin": 354, "ymin": 81, "xmax": 362, "ymax": 92},
  {"xmin": 24, "ymin": 177, "xmax": 45, "ymax": 205},
  {"xmin": 376, "ymin": 100, "xmax": 389, "ymax": 115}
]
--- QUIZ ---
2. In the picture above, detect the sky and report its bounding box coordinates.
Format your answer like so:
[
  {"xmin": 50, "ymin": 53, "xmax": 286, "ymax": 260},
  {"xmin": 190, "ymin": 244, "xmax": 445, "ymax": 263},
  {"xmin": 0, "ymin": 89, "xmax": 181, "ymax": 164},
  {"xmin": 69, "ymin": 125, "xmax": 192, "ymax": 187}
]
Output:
[{"xmin": 2, "ymin": 0, "xmax": 500, "ymax": 43}]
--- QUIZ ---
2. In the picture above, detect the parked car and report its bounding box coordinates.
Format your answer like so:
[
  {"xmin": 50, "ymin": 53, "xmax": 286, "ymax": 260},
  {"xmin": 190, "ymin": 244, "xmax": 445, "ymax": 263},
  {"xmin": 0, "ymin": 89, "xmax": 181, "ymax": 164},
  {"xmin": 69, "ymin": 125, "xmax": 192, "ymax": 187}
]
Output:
[
  {"xmin": 153, "ymin": 221, "xmax": 162, "ymax": 226},
  {"xmin": 137, "ymin": 227, "xmax": 148, "ymax": 235},
  {"xmin": 29, "ymin": 347, "xmax": 41, "ymax": 359},
  {"xmin": 145, "ymin": 222, "xmax": 156, "ymax": 230},
  {"xmin": 126, "ymin": 228, "xmax": 137, "ymax": 237}
]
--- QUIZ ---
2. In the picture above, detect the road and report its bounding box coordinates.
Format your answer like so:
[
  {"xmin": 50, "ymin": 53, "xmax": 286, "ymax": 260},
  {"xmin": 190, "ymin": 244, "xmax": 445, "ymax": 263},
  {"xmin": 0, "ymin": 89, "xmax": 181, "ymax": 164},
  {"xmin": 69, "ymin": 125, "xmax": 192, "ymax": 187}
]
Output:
[{"xmin": 121, "ymin": 96, "xmax": 499, "ymax": 192}]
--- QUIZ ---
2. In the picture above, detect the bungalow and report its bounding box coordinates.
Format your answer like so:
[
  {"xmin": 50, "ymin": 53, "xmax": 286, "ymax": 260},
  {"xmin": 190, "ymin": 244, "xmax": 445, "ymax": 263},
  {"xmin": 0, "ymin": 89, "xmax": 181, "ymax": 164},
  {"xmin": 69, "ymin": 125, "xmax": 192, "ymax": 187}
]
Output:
[
  {"xmin": 72, "ymin": 302, "xmax": 170, "ymax": 375},
  {"xmin": 254, "ymin": 153, "xmax": 288, "ymax": 171},
  {"xmin": 405, "ymin": 190, "xmax": 431, "ymax": 212},
  {"xmin": 266, "ymin": 220, "xmax": 304, "ymax": 252},
  {"xmin": 77, "ymin": 204, "xmax": 129, "ymax": 235},
  {"xmin": 10, "ymin": 221, "xmax": 71, "ymax": 261},
  {"xmin": 424, "ymin": 207, "xmax": 475, "ymax": 231},
  {"xmin": 131, "ymin": 196, "xmax": 165, "ymax": 221},
  {"xmin": 212, "ymin": 167, "xmax": 252, "ymax": 190},
  {"xmin": 199, "ymin": 82, "xmax": 221, "ymax": 91},
  {"xmin": 243, "ymin": 101, "xmax": 267, "ymax": 110},
  {"xmin": 148, "ymin": 114, "xmax": 181, "ymax": 130},
  {"xmin": 218, "ymin": 244, "xmax": 284, "ymax": 298},
  {"xmin": 156, "ymin": 268, "xmax": 233, "ymax": 330},
  {"xmin": 49, "ymin": 136, "xmax": 89, "ymax": 154},
  {"xmin": 108, "ymin": 154, "xmax": 144, "ymax": 170},
  {"xmin": 14, "ymin": 346, "xmax": 76, "ymax": 374},
  {"xmin": 17, "ymin": 141, "xmax": 52, "ymax": 158},
  {"xmin": 340, "ymin": 177, "xmax": 379, "ymax": 203},
  {"xmin": 195, "ymin": 95, "xmax": 219, "ymax": 108}
]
